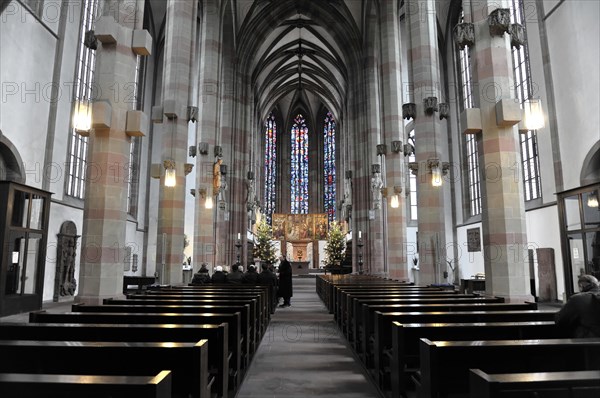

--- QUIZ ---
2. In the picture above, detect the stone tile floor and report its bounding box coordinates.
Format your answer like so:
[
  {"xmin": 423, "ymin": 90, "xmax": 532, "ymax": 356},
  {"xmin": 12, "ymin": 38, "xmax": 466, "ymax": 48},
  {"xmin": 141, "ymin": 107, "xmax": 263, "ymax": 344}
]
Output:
[{"xmin": 236, "ymin": 277, "xmax": 382, "ymax": 398}]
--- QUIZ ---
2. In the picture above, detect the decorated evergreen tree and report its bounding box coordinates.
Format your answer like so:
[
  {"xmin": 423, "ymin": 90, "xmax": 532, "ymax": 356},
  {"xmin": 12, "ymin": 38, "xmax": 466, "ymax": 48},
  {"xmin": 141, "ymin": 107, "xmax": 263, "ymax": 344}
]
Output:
[
  {"xmin": 253, "ymin": 219, "xmax": 277, "ymax": 265},
  {"xmin": 324, "ymin": 221, "xmax": 345, "ymax": 267}
]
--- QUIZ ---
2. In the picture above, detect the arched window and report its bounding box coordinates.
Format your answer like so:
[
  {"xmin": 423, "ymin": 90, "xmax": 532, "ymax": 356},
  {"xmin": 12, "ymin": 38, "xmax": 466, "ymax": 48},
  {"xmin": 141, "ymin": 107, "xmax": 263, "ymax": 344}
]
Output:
[
  {"xmin": 66, "ymin": 0, "xmax": 98, "ymax": 199},
  {"xmin": 323, "ymin": 112, "xmax": 336, "ymax": 222},
  {"xmin": 263, "ymin": 113, "xmax": 277, "ymax": 224},
  {"xmin": 509, "ymin": 0, "xmax": 541, "ymax": 201},
  {"xmin": 456, "ymin": 9, "xmax": 482, "ymax": 217},
  {"xmin": 291, "ymin": 114, "xmax": 309, "ymax": 214}
]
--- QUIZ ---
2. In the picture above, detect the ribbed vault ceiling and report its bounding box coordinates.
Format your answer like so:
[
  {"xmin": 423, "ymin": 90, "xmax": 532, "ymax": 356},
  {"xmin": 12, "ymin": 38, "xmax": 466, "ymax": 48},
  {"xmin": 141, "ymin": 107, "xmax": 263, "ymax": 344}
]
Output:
[{"xmin": 237, "ymin": 1, "xmax": 362, "ymax": 124}]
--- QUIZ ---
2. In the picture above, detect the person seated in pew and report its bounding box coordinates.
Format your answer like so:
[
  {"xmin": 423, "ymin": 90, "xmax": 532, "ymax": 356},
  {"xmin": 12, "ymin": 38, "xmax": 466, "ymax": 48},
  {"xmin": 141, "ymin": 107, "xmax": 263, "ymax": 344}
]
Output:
[
  {"xmin": 191, "ymin": 263, "xmax": 212, "ymax": 285},
  {"xmin": 227, "ymin": 263, "xmax": 244, "ymax": 284},
  {"xmin": 258, "ymin": 263, "xmax": 279, "ymax": 310},
  {"xmin": 243, "ymin": 264, "xmax": 259, "ymax": 285},
  {"xmin": 556, "ymin": 274, "xmax": 600, "ymax": 337},
  {"xmin": 211, "ymin": 265, "xmax": 227, "ymax": 284}
]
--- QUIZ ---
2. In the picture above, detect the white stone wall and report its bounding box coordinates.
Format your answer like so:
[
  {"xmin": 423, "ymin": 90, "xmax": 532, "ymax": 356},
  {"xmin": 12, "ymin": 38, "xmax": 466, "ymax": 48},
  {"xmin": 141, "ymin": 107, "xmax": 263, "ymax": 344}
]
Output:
[{"xmin": 544, "ymin": 1, "xmax": 600, "ymax": 189}]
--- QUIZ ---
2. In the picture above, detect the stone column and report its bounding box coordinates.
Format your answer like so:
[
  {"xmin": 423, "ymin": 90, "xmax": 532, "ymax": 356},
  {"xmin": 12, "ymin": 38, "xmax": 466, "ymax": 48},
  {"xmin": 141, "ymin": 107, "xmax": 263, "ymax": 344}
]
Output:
[
  {"xmin": 77, "ymin": 0, "xmax": 146, "ymax": 303},
  {"xmin": 471, "ymin": 0, "xmax": 531, "ymax": 301},
  {"xmin": 194, "ymin": 0, "xmax": 222, "ymax": 270},
  {"xmin": 156, "ymin": 0, "xmax": 197, "ymax": 284},
  {"xmin": 407, "ymin": 0, "xmax": 447, "ymax": 285},
  {"xmin": 362, "ymin": 5, "xmax": 384, "ymax": 275},
  {"xmin": 380, "ymin": 0, "xmax": 408, "ymax": 280}
]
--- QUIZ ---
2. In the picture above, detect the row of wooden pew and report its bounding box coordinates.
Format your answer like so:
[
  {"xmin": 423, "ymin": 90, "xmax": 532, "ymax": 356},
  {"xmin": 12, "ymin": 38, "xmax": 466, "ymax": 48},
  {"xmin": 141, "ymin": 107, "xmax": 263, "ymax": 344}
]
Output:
[
  {"xmin": 0, "ymin": 283, "xmax": 276, "ymax": 398},
  {"xmin": 317, "ymin": 274, "xmax": 600, "ymax": 398}
]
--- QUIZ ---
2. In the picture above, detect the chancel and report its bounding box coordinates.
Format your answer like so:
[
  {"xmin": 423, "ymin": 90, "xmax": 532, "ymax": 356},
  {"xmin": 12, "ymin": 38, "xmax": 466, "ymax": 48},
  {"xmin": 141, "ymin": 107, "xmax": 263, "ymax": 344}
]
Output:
[{"xmin": 1, "ymin": 0, "xmax": 600, "ymax": 397}]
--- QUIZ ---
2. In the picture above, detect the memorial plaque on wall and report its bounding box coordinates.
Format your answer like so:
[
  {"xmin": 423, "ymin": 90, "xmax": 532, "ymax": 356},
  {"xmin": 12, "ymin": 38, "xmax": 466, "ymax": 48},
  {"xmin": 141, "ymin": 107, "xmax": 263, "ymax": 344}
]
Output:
[
  {"xmin": 467, "ymin": 227, "xmax": 481, "ymax": 252},
  {"xmin": 537, "ymin": 248, "xmax": 558, "ymax": 302}
]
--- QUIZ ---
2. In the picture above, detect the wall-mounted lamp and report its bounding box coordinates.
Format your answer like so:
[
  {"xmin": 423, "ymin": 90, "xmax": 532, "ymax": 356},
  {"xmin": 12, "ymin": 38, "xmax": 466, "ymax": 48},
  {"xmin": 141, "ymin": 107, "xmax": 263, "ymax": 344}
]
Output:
[
  {"xmin": 73, "ymin": 100, "xmax": 92, "ymax": 134},
  {"xmin": 427, "ymin": 158, "xmax": 450, "ymax": 187},
  {"xmin": 523, "ymin": 98, "xmax": 545, "ymax": 130},
  {"xmin": 163, "ymin": 159, "xmax": 176, "ymax": 187},
  {"xmin": 390, "ymin": 186, "xmax": 402, "ymax": 208},
  {"xmin": 199, "ymin": 187, "xmax": 213, "ymax": 209},
  {"xmin": 588, "ymin": 190, "xmax": 599, "ymax": 208}
]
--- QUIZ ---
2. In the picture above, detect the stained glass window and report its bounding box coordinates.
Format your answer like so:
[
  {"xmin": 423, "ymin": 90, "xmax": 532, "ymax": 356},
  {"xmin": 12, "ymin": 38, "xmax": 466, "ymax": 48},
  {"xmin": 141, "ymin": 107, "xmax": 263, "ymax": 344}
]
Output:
[
  {"xmin": 324, "ymin": 112, "xmax": 336, "ymax": 222},
  {"xmin": 264, "ymin": 113, "xmax": 277, "ymax": 224},
  {"xmin": 291, "ymin": 114, "xmax": 309, "ymax": 214}
]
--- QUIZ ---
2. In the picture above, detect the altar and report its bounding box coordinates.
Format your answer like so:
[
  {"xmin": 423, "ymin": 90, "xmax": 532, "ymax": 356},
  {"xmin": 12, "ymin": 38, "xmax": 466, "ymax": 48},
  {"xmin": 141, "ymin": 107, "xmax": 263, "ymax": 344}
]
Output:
[{"xmin": 291, "ymin": 261, "xmax": 310, "ymax": 275}]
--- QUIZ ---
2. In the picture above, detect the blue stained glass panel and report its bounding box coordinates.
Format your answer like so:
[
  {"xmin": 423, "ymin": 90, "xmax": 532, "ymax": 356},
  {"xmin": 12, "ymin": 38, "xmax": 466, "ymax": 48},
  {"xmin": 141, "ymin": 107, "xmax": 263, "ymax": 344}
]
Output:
[
  {"xmin": 291, "ymin": 114, "xmax": 309, "ymax": 214},
  {"xmin": 324, "ymin": 112, "xmax": 336, "ymax": 222},
  {"xmin": 264, "ymin": 113, "xmax": 277, "ymax": 224}
]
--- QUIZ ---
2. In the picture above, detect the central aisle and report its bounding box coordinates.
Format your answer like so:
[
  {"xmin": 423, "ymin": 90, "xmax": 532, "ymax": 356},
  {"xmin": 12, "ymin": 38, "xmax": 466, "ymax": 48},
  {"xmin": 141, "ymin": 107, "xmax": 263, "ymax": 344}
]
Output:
[{"xmin": 236, "ymin": 277, "xmax": 381, "ymax": 398}]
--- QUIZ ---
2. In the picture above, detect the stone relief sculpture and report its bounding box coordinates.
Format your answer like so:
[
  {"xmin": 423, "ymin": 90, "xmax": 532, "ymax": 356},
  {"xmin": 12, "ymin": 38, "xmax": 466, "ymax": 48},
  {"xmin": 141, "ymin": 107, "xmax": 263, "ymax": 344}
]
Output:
[{"xmin": 53, "ymin": 221, "xmax": 79, "ymax": 302}]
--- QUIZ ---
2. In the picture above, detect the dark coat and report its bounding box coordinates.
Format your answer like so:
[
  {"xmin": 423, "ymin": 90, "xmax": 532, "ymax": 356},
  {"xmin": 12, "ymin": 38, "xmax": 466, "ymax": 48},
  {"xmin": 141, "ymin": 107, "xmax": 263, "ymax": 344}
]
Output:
[
  {"xmin": 257, "ymin": 269, "xmax": 277, "ymax": 287},
  {"xmin": 243, "ymin": 269, "xmax": 259, "ymax": 284},
  {"xmin": 555, "ymin": 287, "xmax": 600, "ymax": 338},
  {"xmin": 211, "ymin": 271, "xmax": 227, "ymax": 284},
  {"xmin": 227, "ymin": 270, "xmax": 244, "ymax": 284},
  {"xmin": 277, "ymin": 259, "xmax": 293, "ymax": 298},
  {"xmin": 191, "ymin": 272, "xmax": 211, "ymax": 285}
]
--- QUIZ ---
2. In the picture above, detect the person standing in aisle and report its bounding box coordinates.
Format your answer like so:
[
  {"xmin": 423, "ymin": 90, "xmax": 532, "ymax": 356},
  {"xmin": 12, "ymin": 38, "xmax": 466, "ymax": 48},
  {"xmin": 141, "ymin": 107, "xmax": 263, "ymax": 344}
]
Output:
[{"xmin": 278, "ymin": 255, "xmax": 293, "ymax": 307}]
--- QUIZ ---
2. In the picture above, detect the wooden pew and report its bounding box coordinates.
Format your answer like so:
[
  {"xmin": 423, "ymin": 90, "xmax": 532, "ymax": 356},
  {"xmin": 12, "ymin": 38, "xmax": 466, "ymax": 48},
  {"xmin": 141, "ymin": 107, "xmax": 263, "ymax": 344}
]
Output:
[
  {"xmin": 389, "ymin": 321, "xmax": 565, "ymax": 397},
  {"xmin": 0, "ymin": 339, "xmax": 210, "ymax": 398},
  {"xmin": 359, "ymin": 301, "xmax": 537, "ymax": 362},
  {"xmin": 29, "ymin": 310, "xmax": 242, "ymax": 390},
  {"xmin": 123, "ymin": 275, "xmax": 156, "ymax": 293},
  {"xmin": 334, "ymin": 286, "xmax": 442, "ymax": 320},
  {"xmin": 104, "ymin": 297, "xmax": 262, "ymax": 351},
  {"xmin": 469, "ymin": 369, "xmax": 600, "ymax": 398},
  {"xmin": 73, "ymin": 302, "xmax": 253, "ymax": 365},
  {"xmin": 0, "ymin": 322, "xmax": 229, "ymax": 398},
  {"xmin": 0, "ymin": 370, "xmax": 172, "ymax": 398},
  {"xmin": 338, "ymin": 291, "xmax": 472, "ymax": 333},
  {"xmin": 418, "ymin": 338, "xmax": 600, "ymax": 398},
  {"xmin": 352, "ymin": 296, "xmax": 505, "ymax": 346},
  {"xmin": 145, "ymin": 286, "xmax": 271, "ymax": 318},
  {"xmin": 125, "ymin": 292, "xmax": 271, "ymax": 336}
]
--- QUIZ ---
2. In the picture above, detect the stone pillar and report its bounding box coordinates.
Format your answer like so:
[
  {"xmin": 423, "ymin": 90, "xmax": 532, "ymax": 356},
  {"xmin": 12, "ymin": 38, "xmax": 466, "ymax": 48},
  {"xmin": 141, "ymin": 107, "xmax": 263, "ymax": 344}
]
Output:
[
  {"xmin": 407, "ymin": 0, "xmax": 447, "ymax": 285},
  {"xmin": 194, "ymin": 0, "xmax": 222, "ymax": 270},
  {"xmin": 471, "ymin": 1, "xmax": 532, "ymax": 301},
  {"xmin": 380, "ymin": 0, "xmax": 408, "ymax": 280},
  {"xmin": 363, "ymin": 4, "xmax": 385, "ymax": 276},
  {"xmin": 156, "ymin": 0, "xmax": 197, "ymax": 284},
  {"xmin": 77, "ymin": 0, "xmax": 146, "ymax": 303}
]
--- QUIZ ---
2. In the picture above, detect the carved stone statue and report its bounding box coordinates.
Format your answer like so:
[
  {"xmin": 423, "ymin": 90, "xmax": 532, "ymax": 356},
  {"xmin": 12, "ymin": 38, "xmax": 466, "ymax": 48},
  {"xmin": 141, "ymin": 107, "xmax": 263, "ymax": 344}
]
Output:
[{"xmin": 371, "ymin": 171, "xmax": 384, "ymax": 209}]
